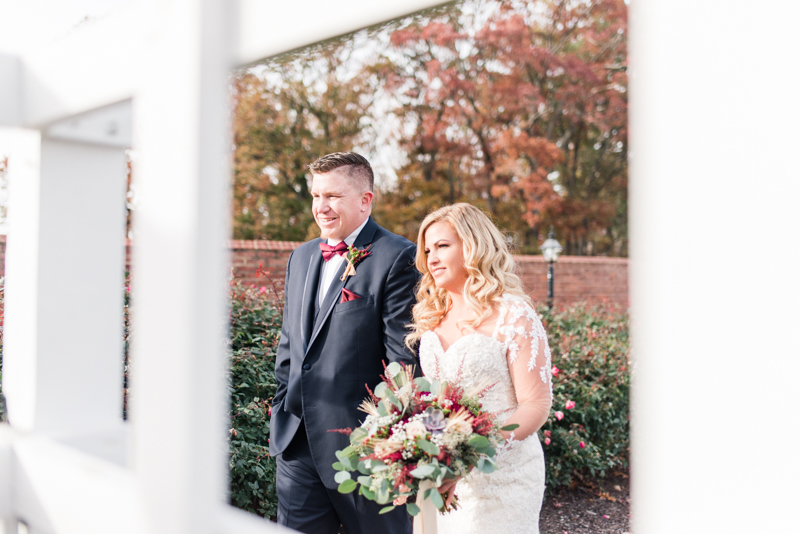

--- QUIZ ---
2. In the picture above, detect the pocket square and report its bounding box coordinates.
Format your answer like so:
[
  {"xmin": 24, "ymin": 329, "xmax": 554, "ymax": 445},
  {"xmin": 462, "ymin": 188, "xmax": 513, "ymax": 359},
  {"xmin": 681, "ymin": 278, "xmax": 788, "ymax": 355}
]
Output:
[{"xmin": 340, "ymin": 288, "xmax": 362, "ymax": 303}]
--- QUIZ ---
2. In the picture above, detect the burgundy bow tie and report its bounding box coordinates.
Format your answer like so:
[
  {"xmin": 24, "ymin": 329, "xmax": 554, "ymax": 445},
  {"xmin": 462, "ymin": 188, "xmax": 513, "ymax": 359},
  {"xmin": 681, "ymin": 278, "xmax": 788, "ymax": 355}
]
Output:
[{"xmin": 319, "ymin": 241, "xmax": 349, "ymax": 261}]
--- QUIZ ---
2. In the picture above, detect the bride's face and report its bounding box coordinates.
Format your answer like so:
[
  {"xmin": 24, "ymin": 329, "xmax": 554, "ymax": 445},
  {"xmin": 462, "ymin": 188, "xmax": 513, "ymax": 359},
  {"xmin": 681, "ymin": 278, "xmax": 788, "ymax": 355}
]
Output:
[{"xmin": 424, "ymin": 221, "xmax": 469, "ymax": 292}]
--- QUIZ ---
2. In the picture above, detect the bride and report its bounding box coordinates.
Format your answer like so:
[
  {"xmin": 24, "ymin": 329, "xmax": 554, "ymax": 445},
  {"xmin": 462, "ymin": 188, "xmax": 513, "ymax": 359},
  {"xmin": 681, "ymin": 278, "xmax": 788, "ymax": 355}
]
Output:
[{"xmin": 406, "ymin": 203, "xmax": 553, "ymax": 534}]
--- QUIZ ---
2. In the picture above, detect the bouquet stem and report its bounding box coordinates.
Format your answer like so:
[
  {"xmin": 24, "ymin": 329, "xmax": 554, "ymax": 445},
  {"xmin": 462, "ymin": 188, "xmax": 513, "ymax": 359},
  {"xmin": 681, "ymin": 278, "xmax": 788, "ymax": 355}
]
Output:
[{"xmin": 413, "ymin": 480, "xmax": 439, "ymax": 534}]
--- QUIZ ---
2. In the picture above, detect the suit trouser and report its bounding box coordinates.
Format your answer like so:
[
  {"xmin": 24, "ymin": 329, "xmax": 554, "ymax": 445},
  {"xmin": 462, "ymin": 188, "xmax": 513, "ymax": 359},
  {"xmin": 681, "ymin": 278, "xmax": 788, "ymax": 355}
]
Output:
[{"xmin": 276, "ymin": 421, "xmax": 412, "ymax": 534}]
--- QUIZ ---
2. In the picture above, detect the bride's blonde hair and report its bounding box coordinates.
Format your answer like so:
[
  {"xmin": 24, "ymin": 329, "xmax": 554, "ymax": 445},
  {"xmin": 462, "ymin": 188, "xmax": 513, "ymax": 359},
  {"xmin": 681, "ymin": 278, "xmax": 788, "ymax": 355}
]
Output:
[{"xmin": 405, "ymin": 203, "xmax": 530, "ymax": 348}]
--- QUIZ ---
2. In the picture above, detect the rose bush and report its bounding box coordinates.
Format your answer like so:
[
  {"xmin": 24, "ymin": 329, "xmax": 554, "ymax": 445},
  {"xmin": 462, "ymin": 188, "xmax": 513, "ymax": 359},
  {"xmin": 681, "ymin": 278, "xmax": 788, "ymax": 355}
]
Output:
[
  {"xmin": 227, "ymin": 280, "xmax": 282, "ymax": 519},
  {"xmin": 538, "ymin": 302, "xmax": 630, "ymax": 489},
  {"xmin": 6, "ymin": 273, "xmax": 626, "ymax": 513}
]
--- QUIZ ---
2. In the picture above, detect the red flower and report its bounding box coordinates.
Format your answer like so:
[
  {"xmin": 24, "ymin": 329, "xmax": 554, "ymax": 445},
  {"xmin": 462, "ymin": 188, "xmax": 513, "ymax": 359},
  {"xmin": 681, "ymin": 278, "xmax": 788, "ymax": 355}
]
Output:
[
  {"xmin": 579, "ymin": 441, "xmax": 585, "ymax": 448},
  {"xmin": 565, "ymin": 400, "xmax": 576, "ymax": 410}
]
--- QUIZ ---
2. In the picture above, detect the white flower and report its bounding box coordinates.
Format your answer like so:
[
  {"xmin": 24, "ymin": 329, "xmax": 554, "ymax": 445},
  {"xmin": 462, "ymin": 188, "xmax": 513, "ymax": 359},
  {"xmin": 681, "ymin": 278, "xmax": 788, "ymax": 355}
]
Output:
[
  {"xmin": 446, "ymin": 419, "xmax": 472, "ymax": 435},
  {"xmin": 405, "ymin": 420, "xmax": 428, "ymax": 440}
]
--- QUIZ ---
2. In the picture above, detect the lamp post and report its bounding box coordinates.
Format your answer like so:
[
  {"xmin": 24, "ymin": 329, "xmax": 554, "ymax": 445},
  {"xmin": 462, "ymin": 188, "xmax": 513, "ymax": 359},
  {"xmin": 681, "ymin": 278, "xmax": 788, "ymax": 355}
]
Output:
[{"xmin": 541, "ymin": 227, "xmax": 563, "ymax": 309}]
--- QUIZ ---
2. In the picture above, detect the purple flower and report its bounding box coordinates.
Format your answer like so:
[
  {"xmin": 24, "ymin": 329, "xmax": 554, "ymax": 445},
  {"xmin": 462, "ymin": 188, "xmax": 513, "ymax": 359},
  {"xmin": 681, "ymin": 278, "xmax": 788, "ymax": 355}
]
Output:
[{"xmin": 421, "ymin": 407, "xmax": 446, "ymax": 434}]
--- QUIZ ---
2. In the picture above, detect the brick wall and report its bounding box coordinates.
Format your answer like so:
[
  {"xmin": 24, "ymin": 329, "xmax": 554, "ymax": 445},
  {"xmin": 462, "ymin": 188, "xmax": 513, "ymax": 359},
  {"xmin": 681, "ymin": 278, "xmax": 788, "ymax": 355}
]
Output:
[
  {"xmin": 514, "ymin": 255, "xmax": 628, "ymax": 307},
  {"xmin": 0, "ymin": 236, "xmax": 628, "ymax": 307}
]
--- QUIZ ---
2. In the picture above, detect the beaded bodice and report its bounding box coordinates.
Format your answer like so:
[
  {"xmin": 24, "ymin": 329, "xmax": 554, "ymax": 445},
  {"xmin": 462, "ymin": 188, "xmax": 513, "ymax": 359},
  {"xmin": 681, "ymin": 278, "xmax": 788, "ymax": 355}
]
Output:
[
  {"xmin": 419, "ymin": 294, "xmax": 552, "ymax": 423},
  {"xmin": 417, "ymin": 295, "xmax": 551, "ymax": 534}
]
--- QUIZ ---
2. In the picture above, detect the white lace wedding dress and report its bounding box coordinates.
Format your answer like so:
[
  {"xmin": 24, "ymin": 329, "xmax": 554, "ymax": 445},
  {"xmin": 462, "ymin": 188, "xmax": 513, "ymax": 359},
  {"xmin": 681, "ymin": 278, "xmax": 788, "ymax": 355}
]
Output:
[{"xmin": 419, "ymin": 295, "xmax": 552, "ymax": 534}]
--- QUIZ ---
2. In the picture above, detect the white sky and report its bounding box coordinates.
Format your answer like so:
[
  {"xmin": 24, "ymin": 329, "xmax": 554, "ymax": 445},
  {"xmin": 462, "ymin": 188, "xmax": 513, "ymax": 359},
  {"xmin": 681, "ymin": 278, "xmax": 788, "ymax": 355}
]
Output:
[{"xmin": 0, "ymin": 0, "xmax": 128, "ymax": 54}]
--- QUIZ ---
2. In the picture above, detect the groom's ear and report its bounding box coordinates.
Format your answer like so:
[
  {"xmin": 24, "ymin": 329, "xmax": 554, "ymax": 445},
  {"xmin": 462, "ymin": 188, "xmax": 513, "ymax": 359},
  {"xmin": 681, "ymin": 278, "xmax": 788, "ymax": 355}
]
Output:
[{"xmin": 361, "ymin": 190, "xmax": 374, "ymax": 211}]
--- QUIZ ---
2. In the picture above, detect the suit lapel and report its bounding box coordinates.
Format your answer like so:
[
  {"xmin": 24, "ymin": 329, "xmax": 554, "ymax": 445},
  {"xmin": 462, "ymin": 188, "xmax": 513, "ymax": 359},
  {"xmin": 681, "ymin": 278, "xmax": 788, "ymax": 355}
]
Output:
[
  {"xmin": 300, "ymin": 244, "xmax": 324, "ymax": 348},
  {"xmin": 306, "ymin": 218, "xmax": 379, "ymax": 353}
]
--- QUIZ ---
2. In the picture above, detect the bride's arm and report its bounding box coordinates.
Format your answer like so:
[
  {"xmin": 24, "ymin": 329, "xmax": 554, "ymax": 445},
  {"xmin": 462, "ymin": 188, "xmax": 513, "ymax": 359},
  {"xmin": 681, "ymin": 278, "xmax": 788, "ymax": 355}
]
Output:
[{"xmin": 499, "ymin": 303, "xmax": 553, "ymax": 442}]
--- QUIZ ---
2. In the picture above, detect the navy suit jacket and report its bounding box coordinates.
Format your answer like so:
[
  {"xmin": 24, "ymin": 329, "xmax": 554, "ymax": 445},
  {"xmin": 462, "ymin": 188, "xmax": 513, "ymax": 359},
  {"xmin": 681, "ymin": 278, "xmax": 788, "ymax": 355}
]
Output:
[{"xmin": 269, "ymin": 217, "xmax": 419, "ymax": 487}]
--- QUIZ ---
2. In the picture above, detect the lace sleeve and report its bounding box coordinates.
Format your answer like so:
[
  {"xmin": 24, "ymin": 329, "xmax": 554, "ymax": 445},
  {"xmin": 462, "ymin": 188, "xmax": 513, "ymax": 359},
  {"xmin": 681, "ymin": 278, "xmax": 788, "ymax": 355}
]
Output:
[{"xmin": 493, "ymin": 296, "xmax": 553, "ymax": 440}]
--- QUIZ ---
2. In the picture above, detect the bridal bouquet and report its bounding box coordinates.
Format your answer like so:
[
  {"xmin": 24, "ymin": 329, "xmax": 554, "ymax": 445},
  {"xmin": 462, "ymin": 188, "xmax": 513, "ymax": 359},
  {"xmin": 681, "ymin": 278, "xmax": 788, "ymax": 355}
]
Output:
[{"xmin": 332, "ymin": 362, "xmax": 516, "ymax": 518}]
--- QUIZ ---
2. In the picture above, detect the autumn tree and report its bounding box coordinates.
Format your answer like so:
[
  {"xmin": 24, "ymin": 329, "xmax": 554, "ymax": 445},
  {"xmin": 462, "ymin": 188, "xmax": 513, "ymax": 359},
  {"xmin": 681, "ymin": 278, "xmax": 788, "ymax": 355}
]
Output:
[
  {"xmin": 231, "ymin": 39, "xmax": 381, "ymax": 241},
  {"xmin": 231, "ymin": 0, "xmax": 628, "ymax": 255},
  {"xmin": 373, "ymin": 0, "xmax": 628, "ymax": 255}
]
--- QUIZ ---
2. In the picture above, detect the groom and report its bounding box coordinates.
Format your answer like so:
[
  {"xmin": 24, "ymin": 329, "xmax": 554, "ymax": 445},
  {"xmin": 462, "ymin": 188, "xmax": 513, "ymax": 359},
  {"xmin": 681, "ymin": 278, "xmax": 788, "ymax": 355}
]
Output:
[{"xmin": 269, "ymin": 152, "xmax": 418, "ymax": 534}]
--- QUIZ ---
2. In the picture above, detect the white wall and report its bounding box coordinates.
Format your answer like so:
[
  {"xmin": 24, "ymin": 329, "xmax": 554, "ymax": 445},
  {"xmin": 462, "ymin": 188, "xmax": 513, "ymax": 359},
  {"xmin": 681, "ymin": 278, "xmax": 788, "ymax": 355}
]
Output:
[{"xmin": 629, "ymin": 1, "xmax": 800, "ymax": 532}]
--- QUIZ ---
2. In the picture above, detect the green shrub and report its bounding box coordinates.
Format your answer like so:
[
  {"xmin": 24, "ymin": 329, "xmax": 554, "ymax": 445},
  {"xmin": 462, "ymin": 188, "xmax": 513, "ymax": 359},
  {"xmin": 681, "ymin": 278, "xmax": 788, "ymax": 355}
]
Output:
[
  {"xmin": 228, "ymin": 281, "xmax": 282, "ymax": 519},
  {"xmin": 538, "ymin": 302, "xmax": 630, "ymax": 489},
  {"xmin": 2, "ymin": 266, "xmax": 627, "ymax": 509},
  {"xmin": 0, "ymin": 277, "xmax": 5, "ymax": 423}
]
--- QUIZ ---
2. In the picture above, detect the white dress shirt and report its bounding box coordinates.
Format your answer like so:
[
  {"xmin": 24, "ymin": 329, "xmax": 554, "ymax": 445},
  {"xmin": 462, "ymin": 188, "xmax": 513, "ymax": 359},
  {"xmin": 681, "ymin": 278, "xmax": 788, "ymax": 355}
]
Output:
[{"xmin": 318, "ymin": 218, "xmax": 369, "ymax": 306}]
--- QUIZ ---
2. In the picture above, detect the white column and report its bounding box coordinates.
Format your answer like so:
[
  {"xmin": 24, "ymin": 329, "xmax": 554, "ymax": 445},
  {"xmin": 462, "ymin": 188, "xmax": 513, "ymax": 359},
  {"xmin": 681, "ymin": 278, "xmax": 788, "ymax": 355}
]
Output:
[
  {"xmin": 3, "ymin": 134, "xmax": 127, "ymax": 453},
  {"xmin": 130, "ymin": 1, "xmax": 234, "ymax": 532},
  {"xmin": 629, "ymin": 1, "xmax": 800, "ymax": 532}
]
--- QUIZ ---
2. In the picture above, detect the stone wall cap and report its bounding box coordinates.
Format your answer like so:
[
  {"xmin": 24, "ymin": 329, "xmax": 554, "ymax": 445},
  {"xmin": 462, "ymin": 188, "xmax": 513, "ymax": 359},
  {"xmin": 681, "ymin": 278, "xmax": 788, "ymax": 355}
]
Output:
[{"xmin": 513, "ymin": 254, "xmax": 628, "ymax": 264}]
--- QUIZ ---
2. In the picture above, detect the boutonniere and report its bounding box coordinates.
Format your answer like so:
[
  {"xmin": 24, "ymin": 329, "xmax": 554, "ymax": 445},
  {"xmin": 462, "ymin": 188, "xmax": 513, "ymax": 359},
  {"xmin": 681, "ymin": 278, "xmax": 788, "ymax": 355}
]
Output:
[{"xmin": 340, "ymin": 244, "xmax": 372, "ymax": 281}]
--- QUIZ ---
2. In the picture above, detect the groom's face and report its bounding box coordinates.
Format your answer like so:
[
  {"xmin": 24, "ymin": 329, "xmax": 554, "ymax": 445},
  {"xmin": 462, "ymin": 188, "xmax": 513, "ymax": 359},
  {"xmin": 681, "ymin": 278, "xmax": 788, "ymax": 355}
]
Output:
[{"xmin": 311, "ymin": 169, "xmax": 372, "ymax": 242}]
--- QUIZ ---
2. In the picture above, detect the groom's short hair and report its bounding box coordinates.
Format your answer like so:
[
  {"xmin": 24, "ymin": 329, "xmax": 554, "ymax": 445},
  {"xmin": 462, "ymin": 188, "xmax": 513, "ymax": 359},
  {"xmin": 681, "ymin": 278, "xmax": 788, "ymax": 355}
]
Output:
[{"xmin": 308, "ymin": 152, "xmax": 374, "ymax": 193}]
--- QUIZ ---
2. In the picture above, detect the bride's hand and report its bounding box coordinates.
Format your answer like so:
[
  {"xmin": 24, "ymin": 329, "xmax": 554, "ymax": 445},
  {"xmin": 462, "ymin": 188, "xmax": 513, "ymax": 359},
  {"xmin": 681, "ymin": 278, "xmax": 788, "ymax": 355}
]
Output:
[{"xmin": 438, "ymin": 478, "xmax": 458, "ymax": 508}]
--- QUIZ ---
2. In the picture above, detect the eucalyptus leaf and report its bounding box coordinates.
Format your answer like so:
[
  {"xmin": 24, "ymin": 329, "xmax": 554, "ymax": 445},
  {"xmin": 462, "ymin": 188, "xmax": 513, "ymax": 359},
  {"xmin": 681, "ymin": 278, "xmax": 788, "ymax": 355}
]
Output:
[
  {"xmin": 478, "ymin": 460, "xmax": 496, "ymax": 474},
  {"xmin": 374, "ymin": 382, "xmax": 388, "ymax": 398},
  {"xmin": 376, "ymin": 479, "xmax": 391, "ymax": 504},
  {"xmin": 379, "ymin": 505, "xmax": 396, "ymax": 515},
  {"xmin": 358, "ymin": 475, "xmax": 373, "ymax": 487},
  {"xmin": 361, "ymin": 486, "xmax": 375, "ymax": 500},
  {"xmin": 414, "ymin": 377, "xmax": 431, "ymax": 392},
  {"xmin": 468, "ymin": 435, "xmax": 489, "ymax": 448},
  {"xmin": 345, "ymin": 454, "xmax": 360, "ymax": 471},
  {"xmin": 332, "ymin": 462, "xmax": 345, "ymax": 471},
  {"xmin": 338, "ymin": 479, "xmax": 357, "ymax": 494},
  {"xmin": 417, "ymin": 439, "xmax": 440, "ymax": 456},
  {"xmin": 358, "ymin": 460, "xmax": 372, "ymax": 475},
  {"xmin": 473, "ymin": 444, "xmax": 495, "ymax": 456},
  {"xmin": 338, "ymin": 456, "xmax": 354, "ymax": 471},
  {"xmin": 385, "ymin": 361, "xmax": 403, "ymax": 378},
  {"xmin": 410, "ymin": 464, "xmax": 436, "ymax": 478},
  {"xmin": 500, "ymin": 423, "xmax": 520, "ymax": 431},
  {"xmin": 406, "ymin": 502, "xmax": 421, "ymax": 516},
  {"xmin": 429, "ymin": 489, "xmax": 445, "ymax": 510},
  {"xmin": 334, "ymin": 471, "xmax": 351, "ymax": 484},
  {"xmin": 384, "ymin": 388, "xmax": 403, "ymax": 410}
]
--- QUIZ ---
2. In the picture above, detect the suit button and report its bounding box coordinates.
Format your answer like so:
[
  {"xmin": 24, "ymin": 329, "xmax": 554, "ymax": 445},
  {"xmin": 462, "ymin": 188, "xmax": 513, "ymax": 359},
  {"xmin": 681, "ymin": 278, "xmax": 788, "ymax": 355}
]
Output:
[{"xmin": 302, "ymin": 364, "xmax": 311, "ymax": 371}]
